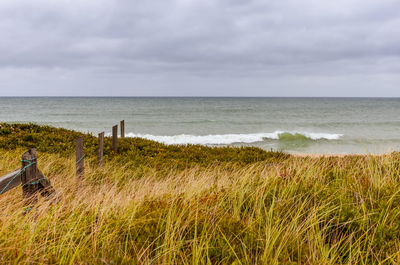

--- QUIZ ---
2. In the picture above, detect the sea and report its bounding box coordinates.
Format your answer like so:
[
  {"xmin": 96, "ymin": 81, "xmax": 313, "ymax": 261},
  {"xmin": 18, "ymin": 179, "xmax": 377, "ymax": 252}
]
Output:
[{"xmin": 0, "ymin": 97, "xmax": 399, "ymax": 154}]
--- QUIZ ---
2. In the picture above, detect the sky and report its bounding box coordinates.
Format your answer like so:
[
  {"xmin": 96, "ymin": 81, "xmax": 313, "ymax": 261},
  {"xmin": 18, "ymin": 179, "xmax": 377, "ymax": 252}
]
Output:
[{"xmin": 0, "ymin": 0, "xmax": 399, "ymax": 97}]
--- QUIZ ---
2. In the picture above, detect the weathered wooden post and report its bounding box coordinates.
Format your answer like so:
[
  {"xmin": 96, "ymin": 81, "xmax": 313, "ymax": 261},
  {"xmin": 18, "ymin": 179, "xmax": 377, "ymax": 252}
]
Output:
[
  {"xmin": 112, "ymin": 125, "xmax": 118, "ymax": 153},
  {"xmin": 76, "ymin": 137, "xmax": 84, "ymax": 179},
  {"xmin": 98, "ymin": 132, "xmax": 104, "ymax": 166},
  {"xmin": 0, "ymin": 149, "xmax": 56, "ymax": 210},
  {"xmin": 120, "ymin": 120, "xmax": 125, "ymax": 138},
  {"xmin": 21, "ymin": 149, "xmax": 39, "ymax": 204}
]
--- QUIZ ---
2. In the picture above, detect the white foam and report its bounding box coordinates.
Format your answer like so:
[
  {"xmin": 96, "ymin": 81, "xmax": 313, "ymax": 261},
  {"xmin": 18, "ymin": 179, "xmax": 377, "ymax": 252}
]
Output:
[{"xmin": 124, "ymin": 131, "xmax": 343, "ymax": 145}]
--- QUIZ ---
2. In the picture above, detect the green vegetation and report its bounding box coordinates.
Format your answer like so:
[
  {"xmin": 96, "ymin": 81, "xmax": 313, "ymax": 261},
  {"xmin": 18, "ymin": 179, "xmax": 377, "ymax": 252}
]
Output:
[
  {"xmin": 1, "ymin": 123, "xmax": 400, "ymax": 264},
  {"xmin": 0, "ymin": 123, "xmax": 288, "ymax": 171}
]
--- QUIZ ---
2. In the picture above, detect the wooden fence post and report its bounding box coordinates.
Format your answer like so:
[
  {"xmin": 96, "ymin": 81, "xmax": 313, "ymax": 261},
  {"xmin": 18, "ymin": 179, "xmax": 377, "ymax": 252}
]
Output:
[
  {"xmin": 76, "ymin": 137, "xmax": 84, "ymax": 179},
  {"xmin": 0, "ymin": 149, "xmax": 56, "ymax": 208},
  {"xmin": 112, "ymin": 125, "xmax": 118, "ymax": 153},
  {"xmin": 21, "ymin": 149, "xmax": 39, "ymax": 203},
  {"xmin": 98, "ymin": 132, "xmax": 104, "ymax": 166},
  {"xmin": 120, "ymin": 120, "xmax": 125, "ymax": 138}
]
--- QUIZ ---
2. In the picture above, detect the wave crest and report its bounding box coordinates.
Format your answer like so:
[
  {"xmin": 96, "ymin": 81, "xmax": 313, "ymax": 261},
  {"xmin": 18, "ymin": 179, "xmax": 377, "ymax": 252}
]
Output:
[{"xmin": 125, "ymin": 131, "xmax": 343, "ymax": 145}]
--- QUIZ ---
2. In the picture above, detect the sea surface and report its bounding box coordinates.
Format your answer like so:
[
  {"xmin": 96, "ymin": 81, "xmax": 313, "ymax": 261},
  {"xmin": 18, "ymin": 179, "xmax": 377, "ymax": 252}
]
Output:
[{"xmin": 1, "ymin": 97, "xmax": 399, "ymax": 154}]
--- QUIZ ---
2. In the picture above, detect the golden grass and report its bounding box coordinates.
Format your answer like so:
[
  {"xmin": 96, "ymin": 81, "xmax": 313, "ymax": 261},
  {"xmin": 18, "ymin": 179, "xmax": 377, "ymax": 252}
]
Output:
[{"xmin": 1, "ymin": 148, "xmax": 400, "ymax": 264}]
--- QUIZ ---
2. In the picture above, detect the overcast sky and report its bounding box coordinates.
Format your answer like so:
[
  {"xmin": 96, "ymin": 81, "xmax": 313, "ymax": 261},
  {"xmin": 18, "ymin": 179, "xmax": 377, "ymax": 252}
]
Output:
[{"xmin": 0, "ymin": 0, "xmax": 399, "ymax": 97}]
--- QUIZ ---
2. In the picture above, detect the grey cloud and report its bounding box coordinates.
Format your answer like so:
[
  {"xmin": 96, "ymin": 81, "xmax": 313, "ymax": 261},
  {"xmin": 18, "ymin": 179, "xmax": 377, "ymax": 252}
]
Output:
[{"xmin": 0, "ymin": 0, "xmax": 399, "ymax": 96}]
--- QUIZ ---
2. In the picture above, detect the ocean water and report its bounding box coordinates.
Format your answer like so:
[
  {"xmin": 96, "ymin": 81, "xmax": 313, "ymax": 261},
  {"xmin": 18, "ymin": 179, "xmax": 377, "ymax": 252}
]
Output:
[{"xmin": 0, "ymin": 97, "xmax": 399, "ymax": 154}]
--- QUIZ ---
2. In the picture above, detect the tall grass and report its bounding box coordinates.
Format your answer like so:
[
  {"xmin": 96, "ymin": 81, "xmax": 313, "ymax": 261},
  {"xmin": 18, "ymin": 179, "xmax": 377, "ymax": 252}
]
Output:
[{"xmin": 1, "ymin": 147, "xmax": 400, "ymax": 264}]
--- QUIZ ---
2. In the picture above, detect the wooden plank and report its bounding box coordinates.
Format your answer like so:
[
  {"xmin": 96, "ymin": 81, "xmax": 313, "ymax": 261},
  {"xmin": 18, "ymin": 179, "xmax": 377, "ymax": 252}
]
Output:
[
  {"xmin": 76, "ymin": 136, "xmax": 84, "ymax": 179},
  {"xmin": 120, "ymin": 120, "xmax": 125, "ymax": 138},
  {"xmin": 98, "ymin": 132, "xmax": 104, "ymax": 166},
  {"xmin": 21, "ymin": 149, "xmax": 39, "ymax": 202},
  {"xmin": 0, "ymin": 169, "xmax": 22, "ymax": 195},
  {"xmin": 112, "ymin": 125, "xmax": 118, "ymax": 153}
]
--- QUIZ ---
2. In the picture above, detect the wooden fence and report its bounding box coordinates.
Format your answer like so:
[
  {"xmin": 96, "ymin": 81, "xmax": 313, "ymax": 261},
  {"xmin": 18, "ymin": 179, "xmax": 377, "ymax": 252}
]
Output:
[
  {"xmin": 0, "ymin": 120, "xmax": 126, "ymax": 209},
  {"xmin": 0, "ymin": 148, "xmax": 56, "ymax": 209}
]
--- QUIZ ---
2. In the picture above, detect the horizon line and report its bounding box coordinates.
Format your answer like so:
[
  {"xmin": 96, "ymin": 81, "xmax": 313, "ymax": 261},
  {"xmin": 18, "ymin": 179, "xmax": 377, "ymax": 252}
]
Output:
[{"xmin": 0, "ymin": 96, "xmax": 399, "ymax": 99}]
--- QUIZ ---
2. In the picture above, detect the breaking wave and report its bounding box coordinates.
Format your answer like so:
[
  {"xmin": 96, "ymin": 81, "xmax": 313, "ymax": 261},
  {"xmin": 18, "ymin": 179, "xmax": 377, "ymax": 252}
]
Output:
[{"xmin": 125, "ymin": 131, "xmax": 343, "ymax": 145}]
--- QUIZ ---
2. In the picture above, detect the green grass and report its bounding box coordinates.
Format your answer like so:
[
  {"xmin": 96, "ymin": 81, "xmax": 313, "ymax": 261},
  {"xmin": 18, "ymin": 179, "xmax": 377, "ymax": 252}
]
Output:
[
  {"xmin": 1, "ymin": 123, "xmax": 400, "ymax": 264},
  {"xmin": 0, "ymin": 123, "xmax": 288, "ymax": 170}
]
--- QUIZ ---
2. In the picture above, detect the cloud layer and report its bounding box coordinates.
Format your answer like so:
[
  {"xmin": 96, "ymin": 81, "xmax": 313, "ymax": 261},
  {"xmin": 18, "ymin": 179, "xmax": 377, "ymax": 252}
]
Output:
[{"xmin": 0, "ymin": 0, "xmax": 399, "ymax": 96}]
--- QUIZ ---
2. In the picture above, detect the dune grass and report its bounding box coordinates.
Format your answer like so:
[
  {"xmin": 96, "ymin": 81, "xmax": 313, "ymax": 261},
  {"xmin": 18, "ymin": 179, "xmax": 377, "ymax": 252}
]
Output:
[{"xmin": 1, "ymin": 124, "xmax": 400, "ymax": 264}]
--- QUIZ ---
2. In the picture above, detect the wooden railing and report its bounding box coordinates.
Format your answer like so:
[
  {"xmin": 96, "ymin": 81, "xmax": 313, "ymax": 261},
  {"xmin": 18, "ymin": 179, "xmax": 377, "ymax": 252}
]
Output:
[{"xmin": 0, "ymin": 148, "xmax": 56, "ymax": 208}]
